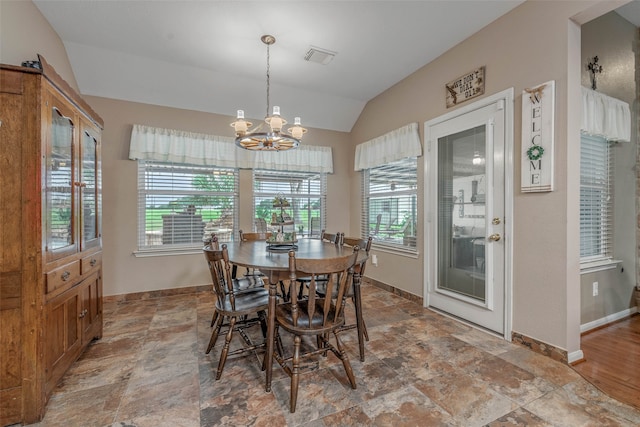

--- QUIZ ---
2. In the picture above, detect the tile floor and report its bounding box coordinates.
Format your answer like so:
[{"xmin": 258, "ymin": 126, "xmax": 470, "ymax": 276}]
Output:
[{"xmin": 26, "ymin": 283, "xmax": 640, "ymax": 427}]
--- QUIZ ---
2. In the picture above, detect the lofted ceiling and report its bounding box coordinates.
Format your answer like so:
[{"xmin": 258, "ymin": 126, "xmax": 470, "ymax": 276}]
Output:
[
  {"xmin": 615, "ymin": 0, "xmax": 640, "ymax": 26},
  {"xmin": 34, "ymin": 1, "xmax": 637, "ymax": 133}
]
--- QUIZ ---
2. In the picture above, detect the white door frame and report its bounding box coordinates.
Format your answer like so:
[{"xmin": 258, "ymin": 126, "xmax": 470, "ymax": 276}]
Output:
[{"xmin": 423, "ymin": 88, "xmax": 514, "ymax": 340}]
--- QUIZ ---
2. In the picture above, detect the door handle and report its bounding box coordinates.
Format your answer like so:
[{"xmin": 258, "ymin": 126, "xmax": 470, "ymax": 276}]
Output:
[{"xmin": 488, "ymin": 233, "xmax": 501, "ymax": 242}]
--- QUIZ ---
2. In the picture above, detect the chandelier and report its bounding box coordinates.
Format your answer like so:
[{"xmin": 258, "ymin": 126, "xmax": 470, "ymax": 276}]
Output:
[{"xmin": 231, "ymin": 35, "xmax": 307, "ymax": 151}]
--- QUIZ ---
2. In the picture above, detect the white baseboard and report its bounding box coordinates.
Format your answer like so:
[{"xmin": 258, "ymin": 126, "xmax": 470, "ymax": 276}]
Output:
[
  {"xmin": 568, "ymin": 350, "xmax": 584, "ymax": 364},
  {"xmin": 580, "ymin": 306, "xmax": 638, "ymax": 334}
]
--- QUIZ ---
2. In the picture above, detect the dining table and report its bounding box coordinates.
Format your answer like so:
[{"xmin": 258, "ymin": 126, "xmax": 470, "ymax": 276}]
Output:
[{"xmin": 224, "ymin": 238, "xmax": 368, "ymax": 392}]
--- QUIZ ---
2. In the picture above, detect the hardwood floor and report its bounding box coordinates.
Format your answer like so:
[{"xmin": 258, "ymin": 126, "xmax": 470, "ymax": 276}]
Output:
[{"xmin": 573, "ymin": 314, "xmax": 640, "ymax": 409}]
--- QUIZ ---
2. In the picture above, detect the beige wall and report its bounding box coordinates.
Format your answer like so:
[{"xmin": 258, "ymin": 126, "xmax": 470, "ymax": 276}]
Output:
[
  {"xmin": 84, "ymin": 96, "xmax": 352, "ymax": 297},
  {"xmin": 349, "ymin": 1, "xmax": 611, "ymax": 355},
  {"xmin": 0, "ymin": 0, "xmax": 78, "ymax": 91},
  {"xmin": 580, "ymin": 11, "xmax": 638, "ymax": 325}
]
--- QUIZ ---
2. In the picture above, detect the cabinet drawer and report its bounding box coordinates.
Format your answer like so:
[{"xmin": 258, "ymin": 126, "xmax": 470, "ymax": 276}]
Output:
[
  {"xmin": 46, "ymin": 261, "xmax": 80, "ymax": 294},
  {"xmin": 81, "ymin": 252, "xmax": 101, "ymax": 275}
]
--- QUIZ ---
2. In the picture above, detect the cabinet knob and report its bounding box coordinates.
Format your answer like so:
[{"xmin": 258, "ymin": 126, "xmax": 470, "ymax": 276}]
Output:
[
  {"xmin": 90, "ymin": 258, "xmax": 97, "ymax": 267},
  {"xmin": 61, "ymin": 271, "xmax": 71, "ymax": 281},
  {"xmin": 79, "ymin": 309, "xmax": 88, "ymax": 319}
]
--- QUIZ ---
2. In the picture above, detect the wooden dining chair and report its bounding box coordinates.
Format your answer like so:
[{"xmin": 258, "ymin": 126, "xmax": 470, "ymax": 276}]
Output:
[
  {"xmin": 308, "ymin": 235, "xmax": 372, "ymax": 361},
  {"xmin": 319, "ymin": 230, "xmax": 342, "ymax": 245},
  {"xmin": 239, "ymin": 229, "xmax": 301, "ymax": 302},
  {"xmin": 294, "ymin": 230, "xmax": 342, "ymax": 299},
  {"xmin": 203, "ymin": 244, "xmax": 270, "ymax": 380},
  {"xmin": 237, "ymin": 229, "xmax": 273, "ymax": 279},
  {"xmin": 273, "ymin": 247, "xmax": 360, "ymax": 412},
  {"xmin": 239, "ymin": 229, "xmax": 272, "ymax": 242},
  {"xmin": 339, "ymin": 236, "xmax": 373, "ymax": 361},
  {"xmin": 206, "ymin": 235, "xmax": 266, "ymax": 326}
]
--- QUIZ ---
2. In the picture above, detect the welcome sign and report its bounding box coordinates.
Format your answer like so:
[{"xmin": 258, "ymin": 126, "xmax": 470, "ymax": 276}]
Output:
[{"xmin": 521, "ymin": 80, "xmax": 555, "ymax": 192}]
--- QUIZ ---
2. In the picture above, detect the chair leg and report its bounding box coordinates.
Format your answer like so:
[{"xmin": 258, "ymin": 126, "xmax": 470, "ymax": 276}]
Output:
[
  {"xmin": 290, "ymin": 335, "xmax": 301, "ymax": 413},
  {"xmin": 210, "ymin": 309, "xmax": 219, "ymax": 327},
  {"xmin": 258, "ymin": 310, "xmax": 268, "ymax": 338},
  {"xmin": 275, "ymin": 326, "xmax": 285, "ymax": 358},
  {"xmin": 216, "ymin": 316, "xmax": 237, "ymax": 380},
  {"xmin": 362, "ymin": 320, "xmax": 369, "ymax": 341},
  {"xmin": 352, "ymin": 279, "xmax": 367, "ymax": 361},
  {"xmin": 317, "ymin": 333, "xmax": 329, "ymax": 357},
  {"xmin": 279, "ymin": 281, "xmax": 290, "ymax": 301},
  {"xmin": 206, "ymin": 312, "xmax": 223, "ymax": 354},
  {"xmin": 334, "ymin": 331, "xmax": 356, "ymax": 389}
]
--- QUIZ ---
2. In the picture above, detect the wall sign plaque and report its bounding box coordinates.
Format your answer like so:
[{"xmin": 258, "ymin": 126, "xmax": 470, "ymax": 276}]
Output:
[
  {"xmin": 445, "ymin": 66, "xmax": 485, "ymax": 108},
  {"xmin": 521, "ymin": 80, "xmax": 555, "ymax": 192}
]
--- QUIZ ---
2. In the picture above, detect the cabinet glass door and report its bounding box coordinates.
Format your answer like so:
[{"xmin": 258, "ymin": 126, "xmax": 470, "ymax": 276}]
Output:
[
  {"xmin": 46, "ymin": 101, "xmax": 75, "ymax": 256},
  {"xmin": 80, "ymin": 121, "xmax": 100, "ymax": 249}
]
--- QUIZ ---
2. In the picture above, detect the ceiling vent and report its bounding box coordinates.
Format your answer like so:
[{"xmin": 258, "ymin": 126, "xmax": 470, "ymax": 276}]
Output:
[{"xmin": 304, "ymin": 46, "xmax": 336, "ymax": 65}]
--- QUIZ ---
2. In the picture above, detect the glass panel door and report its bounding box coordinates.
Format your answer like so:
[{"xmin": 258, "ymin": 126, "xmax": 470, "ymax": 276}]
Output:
[
  {"xmin": 425, "ymin": 91, "xmax": 511, "ymax": 336},
  {"xmin": 437, "ymin": 125, "xmax": 487, "ymax": 302}
]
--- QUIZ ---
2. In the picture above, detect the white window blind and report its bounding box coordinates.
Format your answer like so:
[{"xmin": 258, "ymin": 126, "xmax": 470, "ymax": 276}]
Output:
[
  {"xmin": 253, "ymin": 170, "xmax": 326, "ymax": 238},
  {"xmin": 137, "ymin": 161, "xmax": 238, "ymax": 252},
  {"xmin": 580, "ymin": 134, "xmax": 613, "ymax": 261},
  {"xmin": 361, "ymin": 157, "xmax": 418, "ymax": 253}
]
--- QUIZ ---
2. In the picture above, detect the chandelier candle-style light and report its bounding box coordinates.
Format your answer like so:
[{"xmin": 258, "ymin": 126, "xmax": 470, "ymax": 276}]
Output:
[{"xmin": 232, "ymin": 35, "xmax": 307, "ymax": 151}]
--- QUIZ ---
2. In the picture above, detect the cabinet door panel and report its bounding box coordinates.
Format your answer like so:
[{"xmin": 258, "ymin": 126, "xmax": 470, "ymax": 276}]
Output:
[
  {"xmin": 80, "ymin": 272, "xmax": 102, "ymax": 343},
  {"xmin": 44, "ymin": 289, "xmax": 81, "ymax": 391}
]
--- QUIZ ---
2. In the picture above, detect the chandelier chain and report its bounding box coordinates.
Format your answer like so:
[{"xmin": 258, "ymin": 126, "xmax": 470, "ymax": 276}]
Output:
[{"xmin": 266, "ymin": 42, "xmax": 270, "ymax": 119}]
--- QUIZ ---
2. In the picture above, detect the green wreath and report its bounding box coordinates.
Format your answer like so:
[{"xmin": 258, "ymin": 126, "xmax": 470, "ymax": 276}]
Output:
[{"xmin": 526, "ymin": 144, "xmax": 544, "ymax": 161}]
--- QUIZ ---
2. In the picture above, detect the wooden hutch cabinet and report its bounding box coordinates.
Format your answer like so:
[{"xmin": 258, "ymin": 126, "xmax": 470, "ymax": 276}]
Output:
[{"xmin": 0, "ymin": 56, "xmax": 103, "ymax": 426}]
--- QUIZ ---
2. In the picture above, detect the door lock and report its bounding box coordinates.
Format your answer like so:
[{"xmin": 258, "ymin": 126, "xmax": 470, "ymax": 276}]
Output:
[
  {"xmin": 492, "ymin": 217, "xmax": 501, "ymax": 225},
  {"xmin": 488, "ymin": 233, "xmax": 501, "ymax": 242}
]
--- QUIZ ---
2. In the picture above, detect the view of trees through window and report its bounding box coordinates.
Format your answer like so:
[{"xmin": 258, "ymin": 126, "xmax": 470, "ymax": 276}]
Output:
[
  {"xmin": 253, "ymin": 170, "xmax": 326, "ymax": 238},
  {"xmin": 138, "ymin": 161, "xmax": 238, "ymax": 249}
]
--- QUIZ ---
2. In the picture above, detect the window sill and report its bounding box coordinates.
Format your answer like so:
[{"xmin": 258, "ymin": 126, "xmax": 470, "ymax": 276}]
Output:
[
  {"xmin": 133, "ymin": 247, "xmax": 203, "ymax": 258},
  {"xmin": 580, "ymin": 258, "xmax": 622, "ymax": 274},
  {"xmin": 371, "ymin": 243, "xmax": 419, "ymax": 259}
]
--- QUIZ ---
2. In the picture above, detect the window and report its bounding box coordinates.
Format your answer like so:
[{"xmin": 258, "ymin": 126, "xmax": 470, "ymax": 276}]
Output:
[
  {"xmin": 580, "ymin": 134, "xmax": 613, "ymax": 262},
  {"xmin": 137, "ymin": 160, "xmax": 238, "ymax": 252},
  {"xmin": 253, "ymin": 170, "xmax": 326, "ymax": 238},
  {"xmin": 362, "ymin": 156, "xmax": 418, "ymax": 253}
]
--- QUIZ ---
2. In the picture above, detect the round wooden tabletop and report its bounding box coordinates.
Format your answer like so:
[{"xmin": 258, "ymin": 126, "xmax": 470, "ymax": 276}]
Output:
[{"xmin": 223, "ymin": 239, "xmax": 365, "ymax": 271}]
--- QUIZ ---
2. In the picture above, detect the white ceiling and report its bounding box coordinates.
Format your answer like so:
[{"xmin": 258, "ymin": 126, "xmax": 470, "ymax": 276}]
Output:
[{"xmin": 34, "ymin": 1, "xmax": 637, "ymax": 133}]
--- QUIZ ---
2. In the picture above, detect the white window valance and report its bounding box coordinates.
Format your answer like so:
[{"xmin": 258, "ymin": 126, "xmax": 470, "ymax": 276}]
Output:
[
  {"xmin": 354, "ymin": 122, "xmax": 422, "ymax": 171},
  {"xmin": 581, "ymin": 87, "xmax": 631, "ymax": 143},
  {"xmin": 129, "ymin": 124, "xmax": 333, "ymax": 173}
]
